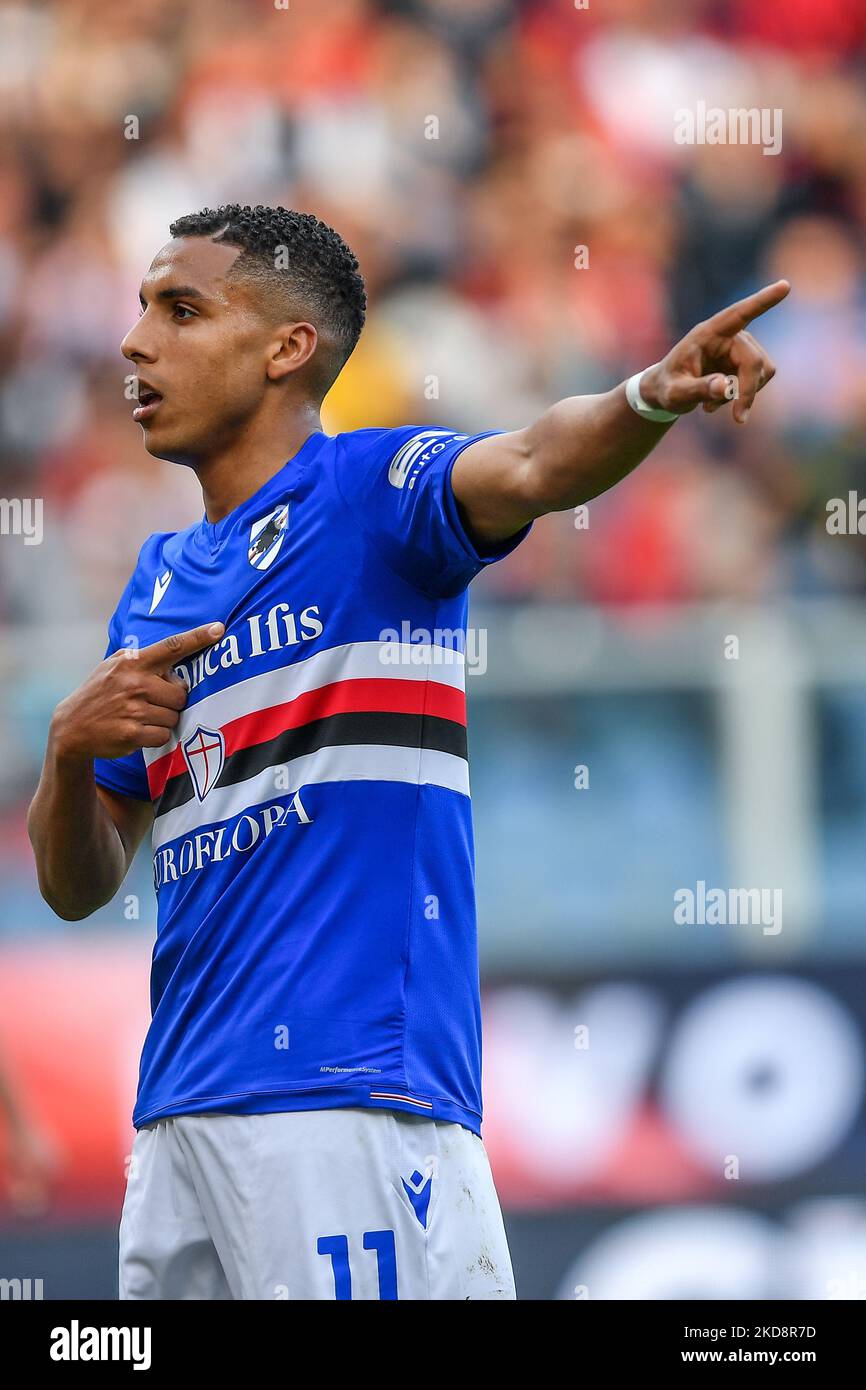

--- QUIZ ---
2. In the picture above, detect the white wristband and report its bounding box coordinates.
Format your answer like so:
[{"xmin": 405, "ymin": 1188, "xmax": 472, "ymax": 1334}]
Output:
[{"xmin": 625, "ymin": 364, "xmax": 679, "ymax": 423}]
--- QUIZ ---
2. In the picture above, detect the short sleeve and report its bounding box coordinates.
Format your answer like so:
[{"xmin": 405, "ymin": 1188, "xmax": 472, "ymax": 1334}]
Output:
[
  {"xmin": 333, "ymin": 427, "xmax": 533, "ymax": 599},
  {"xmin": 91, "ymin": 571, "xmax": 152, "ymax": 804}
]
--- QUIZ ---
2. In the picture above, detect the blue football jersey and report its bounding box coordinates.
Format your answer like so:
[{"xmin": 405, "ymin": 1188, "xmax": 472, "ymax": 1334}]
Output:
[{"xmin": 93, "ymin": 427, "xmax": 531, "ymax": 1135}]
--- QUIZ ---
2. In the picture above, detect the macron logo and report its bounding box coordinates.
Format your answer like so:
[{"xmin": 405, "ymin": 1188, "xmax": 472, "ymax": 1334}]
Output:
[
  {"xmin": 401, "ymin": 1168, "xmax": 434, "ymax": 1229},
  {"xmin": 149, "ymin": 569, "xmax": 172, "ymax": 614}
]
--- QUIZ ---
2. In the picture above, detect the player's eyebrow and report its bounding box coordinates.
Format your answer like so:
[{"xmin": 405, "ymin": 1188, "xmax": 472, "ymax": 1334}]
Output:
[{"xmin": 138, "ymin": 284, "xmax": 211, "ymax": 308}]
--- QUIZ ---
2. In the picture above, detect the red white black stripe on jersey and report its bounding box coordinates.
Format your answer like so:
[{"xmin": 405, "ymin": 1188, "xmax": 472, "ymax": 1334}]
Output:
[{"xmin": 145, "ymin": 640, "xmax": 470, "ymax": 849}]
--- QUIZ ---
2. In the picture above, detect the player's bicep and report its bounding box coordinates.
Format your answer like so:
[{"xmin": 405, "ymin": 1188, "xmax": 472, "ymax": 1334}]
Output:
[
  {"xmin": 450, "ymin": 428, "xmax": 539, "ymax": 547},
  {"xmin": 95, "ymin": 784, "xmax": 154, "ymax": 874}
]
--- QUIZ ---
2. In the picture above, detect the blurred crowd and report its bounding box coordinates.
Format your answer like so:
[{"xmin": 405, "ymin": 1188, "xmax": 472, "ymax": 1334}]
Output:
[{"xmin": 0, "ymin": 0, "xmax": 865, "ymax": 624}]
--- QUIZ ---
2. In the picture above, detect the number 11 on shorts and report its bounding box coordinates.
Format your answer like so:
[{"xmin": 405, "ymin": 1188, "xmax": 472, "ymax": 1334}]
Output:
[{"xmin": 317, "ymin": 1230, "xmax": 398, "ymax": 1300}]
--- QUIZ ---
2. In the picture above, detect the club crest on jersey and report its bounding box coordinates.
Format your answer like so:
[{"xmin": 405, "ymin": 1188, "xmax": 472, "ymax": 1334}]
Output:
[
  {"xmin": 181, "ymin": 725, "xmax": 225, "ymax": 802},
  {"xmin": 248, "ymin": 503, "xmax": 290, "ymax": 570}
]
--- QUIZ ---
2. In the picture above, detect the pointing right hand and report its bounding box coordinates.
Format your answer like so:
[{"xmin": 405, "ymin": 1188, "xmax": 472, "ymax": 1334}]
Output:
[{"xmin": 50, "ymin": 622, "xmax": 225, "ymax": 762}]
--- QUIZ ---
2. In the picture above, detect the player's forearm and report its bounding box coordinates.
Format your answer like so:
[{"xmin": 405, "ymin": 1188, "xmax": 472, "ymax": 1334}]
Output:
[
  {"xmin": 521, "ymin": 383, "xmax": 675, "ymax": 514},
  {"xmin": 27, "ymin": 727, "xmax": 128, "ymax": 920},
  {"xmin": 457, "ymin": 283, "xmax": 787, "ymax": 544}
]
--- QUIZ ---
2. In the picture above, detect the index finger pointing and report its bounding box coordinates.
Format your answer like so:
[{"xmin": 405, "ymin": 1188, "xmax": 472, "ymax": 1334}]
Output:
[
  {"xmin": 137, "ymin": 622, "xmax": 225, "ymax": 672},
  {"xmin": 706, "ymin": 279, "xmax": 791, "ymax": 337}
]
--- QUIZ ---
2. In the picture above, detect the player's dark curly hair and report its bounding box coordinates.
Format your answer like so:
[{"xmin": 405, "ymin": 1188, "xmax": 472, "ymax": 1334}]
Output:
[{"xmin": 169, "ymin": 204, "xmax": 366, "ymax": 390}]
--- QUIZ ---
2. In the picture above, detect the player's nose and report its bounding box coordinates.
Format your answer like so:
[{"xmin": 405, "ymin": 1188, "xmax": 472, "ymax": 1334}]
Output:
[{"xmin": 120, "ymin": 316, "xmax": 157, "ymax": 364}]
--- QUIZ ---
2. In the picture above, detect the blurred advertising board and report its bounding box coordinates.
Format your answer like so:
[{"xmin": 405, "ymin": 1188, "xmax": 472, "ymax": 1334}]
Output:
[{"xmin": 1, "ymin": 941, "xmax": 865, "ymax": 1221}]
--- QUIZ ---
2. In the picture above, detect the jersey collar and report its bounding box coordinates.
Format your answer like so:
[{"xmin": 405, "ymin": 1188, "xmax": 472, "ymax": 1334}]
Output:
[{"xmin": 197, "ymin": 430, "xmax": 326, "ymax": 551}]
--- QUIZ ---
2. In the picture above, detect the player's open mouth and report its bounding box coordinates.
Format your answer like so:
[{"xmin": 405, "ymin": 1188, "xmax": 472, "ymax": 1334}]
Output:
[{"xmin": 133, "ymin": 383, "xmax": 164, "ymax": 423}]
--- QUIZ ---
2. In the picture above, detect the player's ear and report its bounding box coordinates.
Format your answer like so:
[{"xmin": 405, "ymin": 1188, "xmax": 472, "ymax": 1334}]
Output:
[{"xmin": 265, "ymin": 322, "xmax": 318, "ymax": 382}]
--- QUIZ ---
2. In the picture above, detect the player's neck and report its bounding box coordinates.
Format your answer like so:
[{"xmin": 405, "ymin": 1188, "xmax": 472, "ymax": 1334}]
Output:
[{"xmin": 196, "ymin": 403, "xmax": 322, "ymax": 524}]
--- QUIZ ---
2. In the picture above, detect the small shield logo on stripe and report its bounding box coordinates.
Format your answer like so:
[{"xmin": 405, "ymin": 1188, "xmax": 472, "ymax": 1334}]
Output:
[
  {"xmin": 182, "ymin": 725, "xmax": 225, "ymax": 802},
  {"xmin": 249, "ymin": 503, "xmax": 290, "ymax": 570}
]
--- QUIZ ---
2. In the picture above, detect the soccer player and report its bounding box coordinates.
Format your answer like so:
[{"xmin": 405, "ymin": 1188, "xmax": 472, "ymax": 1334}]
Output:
[{"xmin": 27, "ymin": 205, "xmax": 786, "ymax": 1300}]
